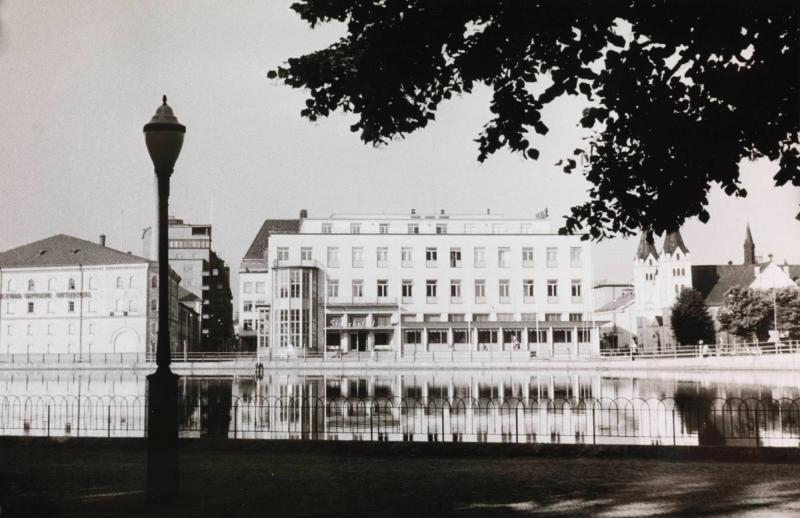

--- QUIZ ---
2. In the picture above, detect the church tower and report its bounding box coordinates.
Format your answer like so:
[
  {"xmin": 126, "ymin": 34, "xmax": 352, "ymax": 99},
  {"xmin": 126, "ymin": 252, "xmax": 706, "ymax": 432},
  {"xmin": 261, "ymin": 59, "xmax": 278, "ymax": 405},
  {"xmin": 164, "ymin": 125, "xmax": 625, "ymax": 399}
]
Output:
[
  {"xmin": 743, "ymin": 224, "xmax": 756, "ymax": 265},
  {"xmin": 632, "ymin": 232, "xmax": 660, "ymax": 314},
  {"xmin": 660, "ymin": 228, "xmax": 692, "ymax": 307}
]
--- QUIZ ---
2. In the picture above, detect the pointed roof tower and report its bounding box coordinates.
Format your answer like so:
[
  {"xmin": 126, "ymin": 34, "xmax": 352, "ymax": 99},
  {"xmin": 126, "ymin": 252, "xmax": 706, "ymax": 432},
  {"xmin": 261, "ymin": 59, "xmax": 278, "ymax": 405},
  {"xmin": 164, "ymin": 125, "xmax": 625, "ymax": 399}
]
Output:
[
  {"xmin": 663, "ymin": 229, "xmax": 690, "ymax": 256},
  {"xmin": 743, "ymin": 223, "xmax": 756, "ymax": 265},
  {"xmin": 636, "ymin": 232, "xmax": 659, "ymax": 261}
]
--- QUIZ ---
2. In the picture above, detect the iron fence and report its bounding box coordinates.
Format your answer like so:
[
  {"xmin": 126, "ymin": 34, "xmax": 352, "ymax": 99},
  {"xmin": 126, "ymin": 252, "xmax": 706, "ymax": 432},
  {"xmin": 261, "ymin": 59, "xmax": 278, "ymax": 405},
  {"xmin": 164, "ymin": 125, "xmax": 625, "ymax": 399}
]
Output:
[{"xmin": 1, "ymin": 395, "xmax": 799, "ymax": 447}]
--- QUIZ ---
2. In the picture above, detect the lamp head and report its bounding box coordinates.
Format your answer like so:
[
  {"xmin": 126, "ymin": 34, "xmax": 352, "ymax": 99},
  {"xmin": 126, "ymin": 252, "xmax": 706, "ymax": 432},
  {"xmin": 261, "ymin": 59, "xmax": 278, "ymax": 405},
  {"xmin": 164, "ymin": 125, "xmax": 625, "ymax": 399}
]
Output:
[{"xmin": 143, "ymin": 95, "xmax": 186, "ymax": 175}]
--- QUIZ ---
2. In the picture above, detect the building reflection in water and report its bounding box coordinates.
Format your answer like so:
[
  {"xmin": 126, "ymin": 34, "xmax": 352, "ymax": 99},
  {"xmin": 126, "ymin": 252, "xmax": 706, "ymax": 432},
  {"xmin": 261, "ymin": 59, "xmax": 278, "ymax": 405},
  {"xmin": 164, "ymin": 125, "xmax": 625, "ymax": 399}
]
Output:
[{"xmin": 1, "ymin": 370, "xmax": 799, "ymax": 447}]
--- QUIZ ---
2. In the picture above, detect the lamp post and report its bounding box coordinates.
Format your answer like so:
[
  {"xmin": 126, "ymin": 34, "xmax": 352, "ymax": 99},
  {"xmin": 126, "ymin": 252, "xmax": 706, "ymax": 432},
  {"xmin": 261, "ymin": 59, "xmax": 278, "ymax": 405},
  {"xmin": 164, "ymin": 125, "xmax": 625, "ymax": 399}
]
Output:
[{"xmin": 143, "ymin": 95, "xmax": 185, "ymax": 502}]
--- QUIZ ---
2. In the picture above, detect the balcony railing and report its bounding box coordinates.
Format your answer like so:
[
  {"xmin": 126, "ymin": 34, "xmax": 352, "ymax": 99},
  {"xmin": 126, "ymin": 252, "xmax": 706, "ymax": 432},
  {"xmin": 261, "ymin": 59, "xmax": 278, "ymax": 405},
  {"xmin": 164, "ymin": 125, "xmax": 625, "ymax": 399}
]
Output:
[{"xmin": 326, "ymin": 296, "xmax": 398, "ymax": 306}]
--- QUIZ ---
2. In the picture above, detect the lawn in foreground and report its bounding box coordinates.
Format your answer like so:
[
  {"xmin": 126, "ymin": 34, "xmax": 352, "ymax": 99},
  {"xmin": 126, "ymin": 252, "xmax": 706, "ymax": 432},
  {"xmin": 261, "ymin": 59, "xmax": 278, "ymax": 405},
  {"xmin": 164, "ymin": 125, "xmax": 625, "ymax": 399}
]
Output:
[{"xmin": 1, "ymin": 440, "xmax": 800, "ymax": 517}]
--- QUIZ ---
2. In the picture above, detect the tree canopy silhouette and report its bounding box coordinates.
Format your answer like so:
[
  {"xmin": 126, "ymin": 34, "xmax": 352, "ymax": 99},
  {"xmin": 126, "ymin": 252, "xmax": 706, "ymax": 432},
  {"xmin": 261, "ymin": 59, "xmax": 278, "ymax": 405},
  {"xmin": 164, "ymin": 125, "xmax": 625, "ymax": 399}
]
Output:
[{"xmin": 269, "ymin": 0, "xmax": 799, "ymax": 239}]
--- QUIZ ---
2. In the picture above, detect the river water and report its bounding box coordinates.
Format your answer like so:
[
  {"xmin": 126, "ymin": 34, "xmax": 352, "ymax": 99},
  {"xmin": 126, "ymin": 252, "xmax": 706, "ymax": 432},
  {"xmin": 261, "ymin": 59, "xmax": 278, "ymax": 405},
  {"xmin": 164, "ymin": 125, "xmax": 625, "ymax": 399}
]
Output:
[{"xmin": 2, "ymin": 368, "xmax": 799, "ymax": 446}]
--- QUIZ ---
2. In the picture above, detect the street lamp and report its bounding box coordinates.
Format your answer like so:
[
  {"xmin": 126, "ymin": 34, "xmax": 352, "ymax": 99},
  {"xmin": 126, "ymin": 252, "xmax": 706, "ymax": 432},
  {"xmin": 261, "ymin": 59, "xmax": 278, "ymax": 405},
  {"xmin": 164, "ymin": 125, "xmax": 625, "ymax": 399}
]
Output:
[{"xmin": 143, "ymin": 95, "xmax": 186, "ymax": 502}]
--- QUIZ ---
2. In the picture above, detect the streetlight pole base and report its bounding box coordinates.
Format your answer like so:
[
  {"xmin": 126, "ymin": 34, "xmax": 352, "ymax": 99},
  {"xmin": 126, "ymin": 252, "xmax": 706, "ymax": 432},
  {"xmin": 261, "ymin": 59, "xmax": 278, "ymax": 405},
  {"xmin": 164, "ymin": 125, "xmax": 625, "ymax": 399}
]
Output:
[{"xmin": 146, "ymin": 366, "xmax": 180, "ymax": 502}]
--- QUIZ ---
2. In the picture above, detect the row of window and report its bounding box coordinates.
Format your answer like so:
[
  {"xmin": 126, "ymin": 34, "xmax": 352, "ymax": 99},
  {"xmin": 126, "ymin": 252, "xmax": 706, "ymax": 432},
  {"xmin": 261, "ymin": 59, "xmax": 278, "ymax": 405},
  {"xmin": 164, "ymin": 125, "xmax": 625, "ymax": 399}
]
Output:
[
  {"xmin": 5, "ymin": 322, "xmax": 99, "ymax": 336},
  {"xmin": 6, "ymin": 276, "xmax": 157, "ymax": 292},
  {"xmin": 242, "ymin": 281, "xmax": 266, "ymax": 294},
  {"xmin": 329, "ymin": 312, "xmax": 585, "ymax": 323},
  {"xmin": 276, "ymin": 246, "xmax": 583, "ymax": 269},
  {"xmin": 320, "ymin": 222, "xmax": 545, "ymax": 235},
  {"xmin": 323, "ymin": 279, "xmax": 583, "ymax": 303},
  {"xmin": 4, "ymin": 299, "xmax": 157, "ymax": 315},
  {"xmin": 402, "ymin": 328, "xmax": 592, "ymax": 344}
]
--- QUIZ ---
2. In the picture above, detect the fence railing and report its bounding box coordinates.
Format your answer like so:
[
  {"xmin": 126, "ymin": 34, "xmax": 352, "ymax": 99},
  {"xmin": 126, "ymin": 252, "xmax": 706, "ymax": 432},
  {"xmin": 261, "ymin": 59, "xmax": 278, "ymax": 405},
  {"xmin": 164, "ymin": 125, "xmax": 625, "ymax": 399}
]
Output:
[
  {"xmin": 0, "ymin": 351, "xmax": 257, "ymax": 365},
  {"xmin": 599, "ymin": 340, "xmax": 800, "ymax": 359},
  {"xmin": 1, "ymin": 395, "xmax": 798, "ymax": 447}
]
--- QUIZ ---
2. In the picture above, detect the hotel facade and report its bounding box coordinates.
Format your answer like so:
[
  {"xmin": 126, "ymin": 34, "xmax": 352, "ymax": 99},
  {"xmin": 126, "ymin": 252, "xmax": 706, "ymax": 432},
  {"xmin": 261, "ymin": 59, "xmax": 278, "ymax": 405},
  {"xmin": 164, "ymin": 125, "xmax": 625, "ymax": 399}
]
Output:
[{"xmin": 239, "ymin": 210, "xmax": 599, "ymax": 358}]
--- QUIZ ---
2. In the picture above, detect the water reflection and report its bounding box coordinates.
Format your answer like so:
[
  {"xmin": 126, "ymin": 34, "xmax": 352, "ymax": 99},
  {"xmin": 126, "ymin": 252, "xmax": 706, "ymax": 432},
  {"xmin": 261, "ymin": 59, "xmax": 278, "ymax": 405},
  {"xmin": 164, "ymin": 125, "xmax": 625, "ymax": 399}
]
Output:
[{"xmin": 1, "ymin": 369, "xmax": 799, "ymax": 446}]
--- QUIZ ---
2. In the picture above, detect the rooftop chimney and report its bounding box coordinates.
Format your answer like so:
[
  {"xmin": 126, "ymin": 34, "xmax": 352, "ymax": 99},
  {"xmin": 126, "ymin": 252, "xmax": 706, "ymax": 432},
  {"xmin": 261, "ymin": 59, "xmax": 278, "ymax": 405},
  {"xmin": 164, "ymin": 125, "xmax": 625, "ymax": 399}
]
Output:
[
  {"xmin": 99, "ymin": 234, "xmax": 106, "ymax": 247},
  {"xmin": 299, "ymin": 209, "xmax": 308, "ymax": 219},
  {"xmin": 440, "ymin": 209, "xmax": 445, "ymax": 215},
  {"xmin": 486, "ymin": 208, "xmax": 491, "ymax": 215},
  {"xmin": 411, "ymin": 209, "xmax": 416, "ymax": 215}
]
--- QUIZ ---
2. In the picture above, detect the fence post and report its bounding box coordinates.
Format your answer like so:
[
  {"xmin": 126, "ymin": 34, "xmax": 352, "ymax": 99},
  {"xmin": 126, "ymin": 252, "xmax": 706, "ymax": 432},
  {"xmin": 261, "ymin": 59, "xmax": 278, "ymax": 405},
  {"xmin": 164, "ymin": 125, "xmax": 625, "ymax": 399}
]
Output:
[
  {"xmin": 515, "ymin": 407, "xmax": 519, "ymax": 444},
  {"xmin": 754, "ymin": 404, "xmax": 760, "ymax": 447},
  {"xmin": 672, "ymin": 408, "xmax": 676, "ymax": 446},
  {"xmin": 370, "ymin": 410, "xmax": 373, "ymax": 442},
  {"xmin": 47, "ymin": 405, "xmax": 50, "ymax": 437},
  {"xmin": 592, "ymin": 404, "xmax": 596, "ymax": 445},
  {"xmin": 107, "ymin": 405, "xmax": 111, "ymax": 438},
  {"xmin": 442, "ymin": 407, "xmax": 445, "ymax": 442},
  {"xmin": 233, "ymin": 402, "xmax": 238, "ymax": 439}
]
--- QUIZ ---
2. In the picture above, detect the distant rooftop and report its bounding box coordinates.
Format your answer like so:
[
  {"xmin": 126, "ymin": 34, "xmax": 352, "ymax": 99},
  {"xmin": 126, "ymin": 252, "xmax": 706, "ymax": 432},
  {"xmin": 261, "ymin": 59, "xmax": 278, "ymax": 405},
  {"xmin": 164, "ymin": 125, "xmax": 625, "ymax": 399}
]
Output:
[{"xmin": 0, "ymin": 234, "xmax": 154, "ymax": 269}]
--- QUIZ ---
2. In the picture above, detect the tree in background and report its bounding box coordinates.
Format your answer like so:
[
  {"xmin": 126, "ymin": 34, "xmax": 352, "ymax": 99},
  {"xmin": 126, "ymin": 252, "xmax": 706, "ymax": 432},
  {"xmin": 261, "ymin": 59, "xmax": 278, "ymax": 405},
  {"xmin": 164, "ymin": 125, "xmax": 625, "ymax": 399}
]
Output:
[
  {"xmin": 717, "ymin": 286, "xmax": 772, "ymax": 342},
  {"xmin": 774, "ymin": 287, "xmax": 800, "ymax": 340},
  {"xmin": 270, "ymin": 1, "xmax": 799, "ymax": 239},
  {"xmin": 670, "ymin": 288, "xmax": 715, "ymax": 345}
]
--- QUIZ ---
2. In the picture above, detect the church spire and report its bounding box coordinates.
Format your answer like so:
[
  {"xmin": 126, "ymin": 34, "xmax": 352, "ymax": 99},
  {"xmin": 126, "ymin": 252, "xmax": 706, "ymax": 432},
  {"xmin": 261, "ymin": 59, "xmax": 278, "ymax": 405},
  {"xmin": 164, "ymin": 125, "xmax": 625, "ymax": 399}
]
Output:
[
  {"xmin": 663, "ymin": 228, "xmax": 689, "ymax": 256},
  {"xmin": 636, "ymin": 232, "xmax": 659, "ymax": 261},
  {"xmin": 743, "ymin": 223, "xmax": 756, "ymax": 265}
]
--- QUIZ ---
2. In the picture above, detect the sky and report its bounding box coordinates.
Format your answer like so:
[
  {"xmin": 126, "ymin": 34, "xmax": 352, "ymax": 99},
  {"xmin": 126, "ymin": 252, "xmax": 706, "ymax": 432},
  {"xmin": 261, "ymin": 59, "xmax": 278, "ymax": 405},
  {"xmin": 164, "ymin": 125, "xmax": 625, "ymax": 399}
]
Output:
[{"xmin": 1, "ymin": 0, "xmax": 798, "ymax": 303}]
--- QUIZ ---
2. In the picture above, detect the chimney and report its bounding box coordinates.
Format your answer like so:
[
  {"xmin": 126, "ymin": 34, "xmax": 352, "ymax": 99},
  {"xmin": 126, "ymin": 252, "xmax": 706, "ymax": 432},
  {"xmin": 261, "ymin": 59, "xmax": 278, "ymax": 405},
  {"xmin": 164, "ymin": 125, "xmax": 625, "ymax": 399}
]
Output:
[
  {"xmin": 299, "ymin": 209, "xmax": 308, "ymax": 219},
  {"xmin": 440, "ymin": 209, "xmax": 445, "ymax": 215},
  {"xmin": 486, "ymin": 208, "xmax": 491, "ymax": 215},
  {"xmin": 411, "ymin": 209, "xmax": 416, "ymax": 215},
  {"xmin": 99, "ymin": 234, "xmax": 106, "ymax": 247}
]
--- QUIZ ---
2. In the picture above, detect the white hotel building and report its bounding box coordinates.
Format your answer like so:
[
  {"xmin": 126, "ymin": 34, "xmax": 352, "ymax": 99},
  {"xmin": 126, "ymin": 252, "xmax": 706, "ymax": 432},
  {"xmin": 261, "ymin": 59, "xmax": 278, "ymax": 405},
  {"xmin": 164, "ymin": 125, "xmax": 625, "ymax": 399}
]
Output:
[{"xmin": 239, "ymin": 210, "xmax": 599, "ymax": 358}]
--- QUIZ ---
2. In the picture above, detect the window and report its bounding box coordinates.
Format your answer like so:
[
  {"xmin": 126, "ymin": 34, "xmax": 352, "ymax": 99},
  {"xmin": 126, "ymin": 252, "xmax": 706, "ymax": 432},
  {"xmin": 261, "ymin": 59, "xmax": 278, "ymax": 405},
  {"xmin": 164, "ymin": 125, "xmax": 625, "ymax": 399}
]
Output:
[
  {"xmin": 464, "ymin": 223, "xmax": 476, "ymax": 234},
  {"xmin": 571, "ymin": 280, "xmax": 583, "ymax": 302},
  {"xmin": 351, "ymin": 247, "xmax": 364, "ymax": 268},
  {"xmin": 255, "ymin": 282, "xmax": 265, "ymax": 293},
  {"xmin": 377, "ymin": 280, "xmax": 388, "ymax": 298},
  {"xmin": 88, "ymin": 277, "xmax": 97, "ymax": 290},
  {"xmin": 521, "ymin": 223, "xmax": 533, "ymax": 233},
  {"xmin": 499, "ymin": 280, "xmax": 510, "ymax": 302},
  {"xmin": 408, "ymin": 223, "xmax": 419, "ymax": 234},
  {"xmin": 570, "ymin": 247, "xmax": 583, "ymax": 267},
  {"xmin": 47, "ymin": 324, "xmax": 54, "ymax": 336},
  {"xmin": 27, "ymin": 324, "xmax": 32, "ymax": 336},
  {"xmin": 47, "ymin": 278, "xmax": 55, "ymax": 290},
  {"xmin": 115, "ymin": 300, "xmax": 123, "ymax": 312},
  {"xmin": 523, "ymin": 280, "xmax": 535, "ymax": 301},
  {"xmin": 436, "ymin": 224, "xmax": 447, "ymax": 234},
  {"xmin": 27, "ymin": 279, "xmax": 35, "ymax": 291},
  {"xmin": 492, "ymin": 223, "xmax": 505, "ymax": 234},
  {"xmin": 401, "ymin": 247, "xmax": 413, "ymax": 267},
  {"xmin": 425, "ymin": 247, "xmax": 438, "ymax": 267},
  {"xmin": 352, "ymin": 280, "xmax": 364, "ymax": 299},
  {"xmin": 545, "ymin": 313, "xmax": 561, "ymax": 322},
  {"xmin": 569, "ymin": 313, "xmax": 583, "ymax": 322},
  {"xmin": 521, "ymin": 312, "xmax": 537, "ymax": 321},
  {"xmin": 46, "ymin": 301, "xmax": 54, "ymax": 314},
  {"xmin": 183, "ymin": 264, "xmax": 194, "ymax": 272},
  {"xmin": 473, "ymin": 313, "xmax": 490, "ymax": 322},
  {"xmin": 376, "ymin": 247, "xmax": 388, "ymax": 267},
  {"xmin": 350, "ymin": 223, "xmax": 361, "ymax": 234},
  {"xmin": 327, "ymin": 247, "xmax": 339, "ymax": 267},
  {"xmin": 478, "ymin": 329, "xmax": 498, "ymax": 344},
  {"xmin": 89, "ymin": 323, "xmax": 96, "ymax": 335},
  {"xmin": 88, "ymin": 300, "xmax": 96, "ymax": 312},
  {"xmin": 474, "ymin": 280, "xmax": 486, "ymax": 303},
  {"xmin": 129, "ymin": 276, "xmax": 136, "ymax": 288},
  {"xmin": 578, "ymin": 328, "xmax": 592, "ymax": 343},
  {"xmin": 289, "ymin": 270, "xmax": 301, "ymax": 297},
  {"xmin": 423, "ymin": 313, "xmax": 441, "ymax": 322},
  {"xmin": 150, "ymin": 299, "xmax": 157, "ymax": 311},
  {"xmin": 243, "ymin": 300, "xmax": 254, "ymax": 312},
  {"xmin": 547, "ymin": 280, "xmax": 558, "ymax": 302},
  {"xmin": 498, "ymin": 247, "xmax": 511, "ymax": 268},
  {"xmin": 427, "ymin": 329, "xmax": 447, "ymax": 344},
  {"xmin": 327, "ymin": 280, "xmax": 339, "ymax": 299},
  {"xmin": 497, "ymin": 313, "xmax": 514, "ymax": 322},
  {"xmin": 151, "ymin": 276, "xmax": 157, "ymax": 288},
  {"xmin": 6, "ymin": 279, "xmax": 15, "ymax": 292},
  {"xmin": 553, "ymin": 329, "xmax": 572, "ymax": 343},
  {"xmin": 243, "ymin": 282, "xmax": 253, "ymax": 294},
  {"xmin": 474, "ymin": 247, "xmax": 486, "ymax": 268},
  {"xmin": 523, "ymin": 247, "xmax": 534, "ymax": 267},
  {"xmin": 402, "ymin": 280, "xmax": 413, "ymax": 302},
  {"xmin": 27, "ymin": 302, "xmax": 34, "ymax": 314},
  {"xmin": 6, "ymin": 324, "xmax": 12, "ymax": 336},
  {"xmin": 404, "ymin": 329, "xmax": 422, "ymax": 344},
  {"xmin": 426, "ymin": 280, "xmax": 437, "ymax": 302},
  {"xmin": 5, "ymin": 302, "xmax": 14, "ymax": 314},
  {"xmin": 448, "ymin": 313, "xmax": 465, "ymax": 322},
  {"xmin": 450, "ymin": 280, "xmax": 462, "ymax": 302},
  {"xmin": 449, "ymin": 248, "xmax": 462, "ymax": 267},
  {"xmin": 277, "ymin": 247, "xmax": 289, "ymax": 261},
  {"xmin": 301, "ymin": 247, "xmax": 312, "ymax": 261},
  {"xmin": 68, "ymin": 323, "xmax": 75, "ymax": 335},
  {"xmin": 129, "ymin": 300, "xmax": 136, "ymax": 312},
  {"xmin": 379, "ymin": 223, "xmax": 389, "ymax": 234},
  {"xmin": 528, "ymin": 329, "xmax": 547, "ymax": 343},
  {"xmin": 321, "ymin": 223, "xmax": 332, "ymax": 234},
  {"xmin": 546, "ymin": 247, "xmax": 558, "ymax": 268},
  {"xmin": 116, "ymin": 276, "xmax": 124, "ymax": 289}
]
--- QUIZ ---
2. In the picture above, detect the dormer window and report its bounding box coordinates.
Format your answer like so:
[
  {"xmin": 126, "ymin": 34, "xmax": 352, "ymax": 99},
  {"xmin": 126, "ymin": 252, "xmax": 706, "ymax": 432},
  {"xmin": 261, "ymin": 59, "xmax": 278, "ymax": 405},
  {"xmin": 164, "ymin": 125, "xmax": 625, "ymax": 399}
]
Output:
[
  {"xmin": 676, "ymin": 253, "xmax": 680, "ymax": 260},
  {"xmin": 648, "ymin": 259, "xmax": 653, "ymax": 266}
]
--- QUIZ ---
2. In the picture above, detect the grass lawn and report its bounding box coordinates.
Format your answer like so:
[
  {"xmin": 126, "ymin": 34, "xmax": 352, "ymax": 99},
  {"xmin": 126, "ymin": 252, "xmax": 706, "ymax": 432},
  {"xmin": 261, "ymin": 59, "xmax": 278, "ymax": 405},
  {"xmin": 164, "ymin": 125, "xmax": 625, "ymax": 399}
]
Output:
[{"xmin": 1, "ymin": 439, "xmax": 799, "ymax": 517}]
